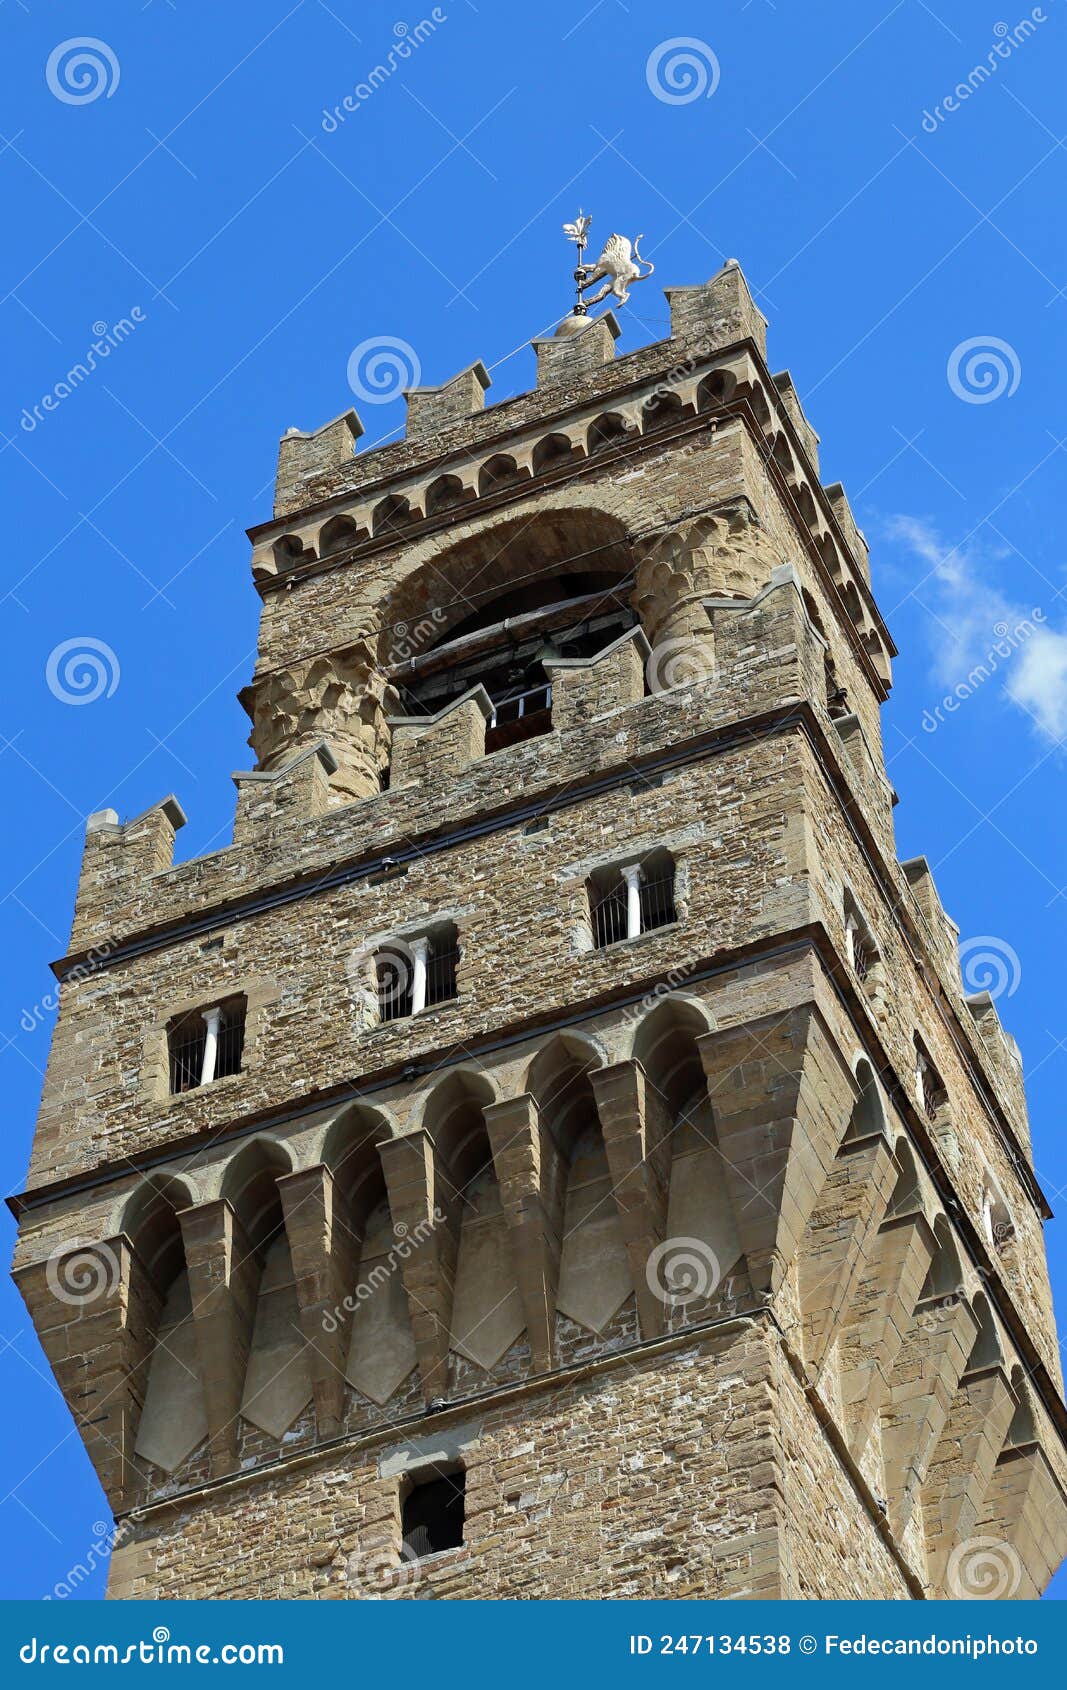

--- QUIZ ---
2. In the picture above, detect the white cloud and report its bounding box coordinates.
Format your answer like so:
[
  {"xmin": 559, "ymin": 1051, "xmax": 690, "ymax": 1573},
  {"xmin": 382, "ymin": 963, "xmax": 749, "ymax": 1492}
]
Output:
[{"xmin": 884, "ymin": 514, "xmax": 1067, "ymax": 744}]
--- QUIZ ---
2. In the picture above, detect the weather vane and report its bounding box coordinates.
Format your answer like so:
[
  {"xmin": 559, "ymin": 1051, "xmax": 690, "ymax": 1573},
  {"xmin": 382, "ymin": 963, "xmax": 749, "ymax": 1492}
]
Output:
[{"xmin": 562, "ymin": 212, "xmax": 655, "ymax": 316}]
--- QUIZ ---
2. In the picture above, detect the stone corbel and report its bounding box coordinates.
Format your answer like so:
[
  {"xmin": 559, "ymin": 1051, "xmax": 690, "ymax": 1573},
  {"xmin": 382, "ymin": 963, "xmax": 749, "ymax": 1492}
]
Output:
[
  {"xmin": 923, "ymin": 1361, "xmax": 1016, "ymax": 1591},
  {"xmin": 177, "ymin": 1200, "xmax": 262, "ymax": 1478},
  {"xmin": 837, "ymin": 1207, "xmax": 937, "ymax": 1458},
  {"xmin": 483, "ymin": 1092, "xmax": 564, "ymax": 1372},
  {"xmin": 590, "ymin": 1061, "xmax": 673, "ymax": 1339},
  {"xmin": 277, "ymin": 1164, "xmax": 361, "ymax": 1439},
  {"xmin": 14, "ymin": 1235, "xmax": 161, "ymax": 1511},
  {"xmin": 695, "ymin": 1002, "xmax": 853, "ymax": 1298},
  {"xmin": 797, "ymin": 1117, "xmax": 898, "ymax": 1376},
  {"xmin": 377, "ymin": 1132, "xmax": 456, "ymax": 1403}
]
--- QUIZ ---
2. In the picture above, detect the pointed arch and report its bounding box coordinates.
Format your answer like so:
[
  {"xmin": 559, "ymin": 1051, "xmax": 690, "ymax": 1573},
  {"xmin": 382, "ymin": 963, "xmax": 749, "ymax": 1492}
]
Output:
[
  {"xmin": 630, "ymin": 996, "xmax": 713, "ymax": 1118},
  {"xmin": 220, "ymin": 1137, "xmax": 293, "ymax": 1257},
  {"xmin": 844, "ymin": 1057, "xmax": 886, "ymax": 1143},
  {"xmin": 421, "ymin": 1068, "xmax": 497, "ymax": 1190},
  {"xmin": 524, "ymin": 1030, "xmax": 605, "ymax": 1155},
  {"xmin": 121, "ymin": 1172, "xmax": 195, "ymax": 1295},
  {"xmin": 967, "ymin": 1292, "xmax": 1003, "ymax": 1371},
  {"xmin": 318, "ymin": 512, "xmax": 363, "ymax": 558},
  {"xmin": 922, "ymin": 1215, "xmax": 964, "ymax": 1299}
]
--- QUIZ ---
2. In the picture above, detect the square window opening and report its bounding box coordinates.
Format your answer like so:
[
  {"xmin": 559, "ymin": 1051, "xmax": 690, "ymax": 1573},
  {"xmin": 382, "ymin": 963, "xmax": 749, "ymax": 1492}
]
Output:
[
  {"xmin": 588, "ymin": 849, "xmax": 677, "ymax": 950},
  {"xmin": 375, "ymin": 925, "xmax": 459, "ymax": 1024},
  {"xmin": 401, "ymin": 1469, "xmax": 465, "ymax": 1559},
  {"xmin": 168, "ymin": 995, "xmax": 246, "ymax": 1095}
]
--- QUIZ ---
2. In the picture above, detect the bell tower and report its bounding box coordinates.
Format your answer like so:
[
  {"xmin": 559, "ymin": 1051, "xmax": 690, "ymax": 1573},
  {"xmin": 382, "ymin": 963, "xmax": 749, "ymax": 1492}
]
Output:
[{"xmin": 13, "ymin": 248, "xmax": 1067, "ymax": 1600}]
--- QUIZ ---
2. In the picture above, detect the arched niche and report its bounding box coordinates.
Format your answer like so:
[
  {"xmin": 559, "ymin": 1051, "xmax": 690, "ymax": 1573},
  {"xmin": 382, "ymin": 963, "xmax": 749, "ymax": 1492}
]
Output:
[
  {"xmin": 587, "ymin": 412, "xmax": 632, "ymax": 454},
  {"xmin": 631, "ymin": 997, "xmax": 742, "ymax": 1306},
  {"xmin": 372, "ymin": 493, "xmax": 412, "ymax": 538},
  {"xmin": 532, "ymin": 431, "xmax": 580, "ymax": 476},
  {"xmin": 318, "ymin": 512, "xmax": 363, "ymax": 558},
  {"xmin": 423, "ymin": 1070, "xmax": 525, "ymax": 1374},
  {"xmin": 844, "ymin": 1057, "xmax": 886, "ymax": 1143},
  {"xmin": 921, "ymin": 1215, "xmax": 964, "ymax": 1300},
  {"xmin": 425, "ymin": 473, "xmax": 475, "ymax": 518},
  {"xmin": 642, "ymin": 390, "xmax": 689, "ymax": 433},
  {"xmin": 220, "ymin": 1140, "xmax": 312, "ymax": 1442},
  {"xmin": 126, "ymin": 1173, "xmax": 206, "ymax": 1477},
  {"xmin": 696, "ymin": 367, "xmax": 737, "ymax": 411},
  {"xmin": 478, "ymin": 453, "xmax": 525, "ymax": 497}
]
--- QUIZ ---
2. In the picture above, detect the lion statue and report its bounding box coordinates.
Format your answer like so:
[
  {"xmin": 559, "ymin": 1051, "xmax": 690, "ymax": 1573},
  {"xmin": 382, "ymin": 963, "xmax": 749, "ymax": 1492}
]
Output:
[{"xmin": 579, "ymin": 233, "xmax": 655, "ymax": 307}]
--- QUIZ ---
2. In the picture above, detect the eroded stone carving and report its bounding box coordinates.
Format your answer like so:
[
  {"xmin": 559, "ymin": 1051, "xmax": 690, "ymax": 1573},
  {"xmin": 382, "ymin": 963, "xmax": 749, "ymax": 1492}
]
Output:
[
  {"xmin": 634, "ymin": 503, "xmax": 788, "ymax": 678},
  {"xmin": 241, "ymin": 640, "xmax": 393, "ymax": 802}
]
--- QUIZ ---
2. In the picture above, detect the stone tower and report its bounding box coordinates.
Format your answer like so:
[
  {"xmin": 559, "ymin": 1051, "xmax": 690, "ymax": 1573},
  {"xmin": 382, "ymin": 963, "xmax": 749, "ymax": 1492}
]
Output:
[{"xmin": 12, "ymin": 262, "xmax": 1067, "ymax": 1601}]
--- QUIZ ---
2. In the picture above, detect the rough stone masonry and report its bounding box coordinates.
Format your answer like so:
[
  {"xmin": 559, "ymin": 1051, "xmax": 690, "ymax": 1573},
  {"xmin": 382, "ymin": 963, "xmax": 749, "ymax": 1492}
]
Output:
[{"xmin": 11, "ymin": 260, "xmax": 1067, "ymax": 1600}]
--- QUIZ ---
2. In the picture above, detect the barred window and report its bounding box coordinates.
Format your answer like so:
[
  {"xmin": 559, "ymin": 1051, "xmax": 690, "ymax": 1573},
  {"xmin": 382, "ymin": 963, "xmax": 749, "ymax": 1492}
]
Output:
[
  {"xmin": 375, "ymin": 925, "xmax": 459, "ymax": 1024},
  {"xmin": 168, "ymin": 996, "xmax": 246, "ymax": 1094},
  {"xmin": 844, "ymin": 893, "xmax": 880, "ymax": 988},
  {"xmin": 588, "ymin": 849, "xmax": 677, "ymax": 950},
  {"xmin": 914, "ymin": 1035, "xmax": 948, "ymax": 1122}
]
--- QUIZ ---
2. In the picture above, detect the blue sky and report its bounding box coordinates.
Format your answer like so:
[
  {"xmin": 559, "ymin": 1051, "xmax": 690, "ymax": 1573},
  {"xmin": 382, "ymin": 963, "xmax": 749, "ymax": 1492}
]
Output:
[{"xmin": 2, "ymin": 0, "xmax": 1066, "ymax": 1601}]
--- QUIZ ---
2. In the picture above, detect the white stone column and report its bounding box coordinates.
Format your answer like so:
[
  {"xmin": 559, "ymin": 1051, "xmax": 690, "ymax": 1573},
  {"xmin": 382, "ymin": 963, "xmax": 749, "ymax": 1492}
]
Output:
[
  {"xmin": 200, "ymin": 1006, "xmax": 223, "ymax": 1086},
  {"xmin": 621, "ymin": 864, "xmax": 644, "ymax": 941},
  {"xmin": 410, "ymin": 936, "xmax": 430, "ymax": 1016}
]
